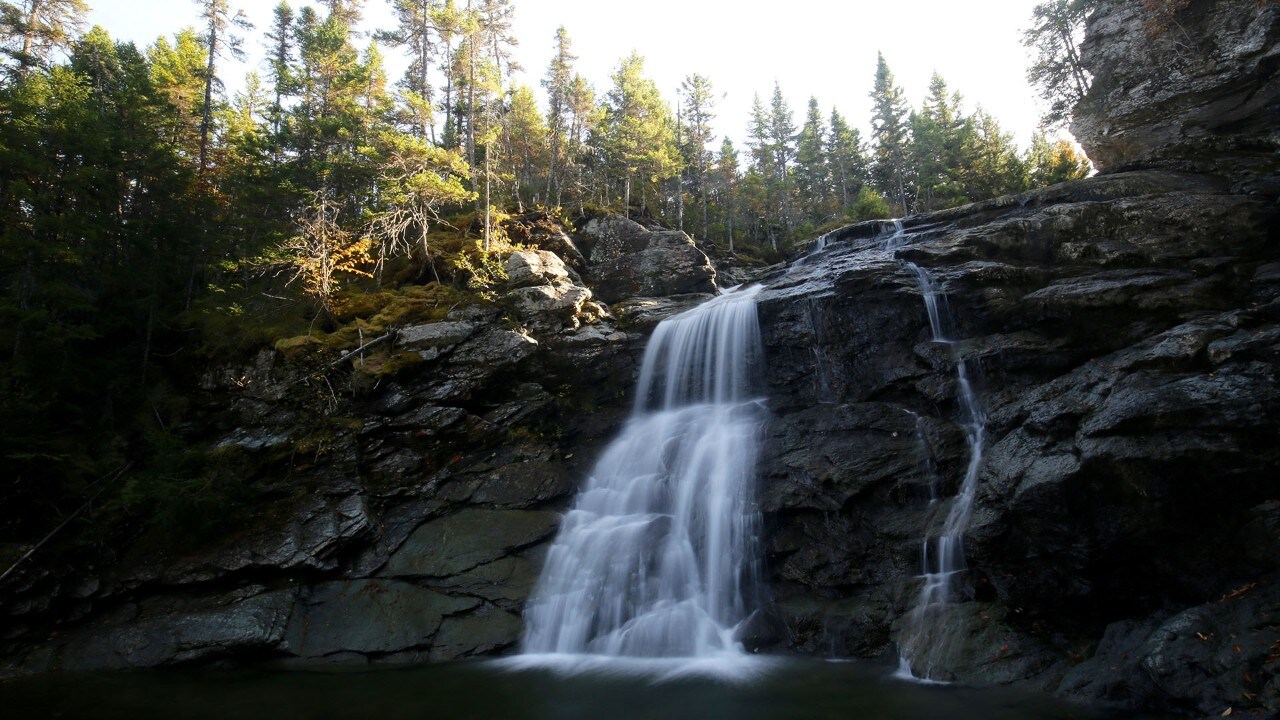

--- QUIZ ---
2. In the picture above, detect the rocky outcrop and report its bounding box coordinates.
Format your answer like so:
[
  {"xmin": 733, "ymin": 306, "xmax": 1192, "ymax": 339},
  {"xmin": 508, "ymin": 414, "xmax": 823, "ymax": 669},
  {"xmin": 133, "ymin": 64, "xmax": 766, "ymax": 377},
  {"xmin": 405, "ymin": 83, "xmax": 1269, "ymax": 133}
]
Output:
[
  {"xmin": 502, "ymin": 250, "xmax": 603, "ymax": 333},
  {"xmin": 752, "ymin": 167, "xmax": 1280, "ymax": 717},
  {"xmin": 1072, "ymin": 0, "xmax": 1280, "ymax": 180},
  {"xmin": 0, "ymin": 246, "xmax": 653, "ymax": 675},
  {"xmin": 579, "ymin": 215, "xmax": 717, "ymax": 303}
]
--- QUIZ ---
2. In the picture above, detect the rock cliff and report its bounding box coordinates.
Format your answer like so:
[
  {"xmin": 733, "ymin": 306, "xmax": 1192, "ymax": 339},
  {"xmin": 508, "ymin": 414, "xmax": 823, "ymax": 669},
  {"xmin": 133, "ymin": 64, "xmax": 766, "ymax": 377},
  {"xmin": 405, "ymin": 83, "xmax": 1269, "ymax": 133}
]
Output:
[{"xmin": 2, "ymin": 2, "xmax": 1278, "ymax": 718}]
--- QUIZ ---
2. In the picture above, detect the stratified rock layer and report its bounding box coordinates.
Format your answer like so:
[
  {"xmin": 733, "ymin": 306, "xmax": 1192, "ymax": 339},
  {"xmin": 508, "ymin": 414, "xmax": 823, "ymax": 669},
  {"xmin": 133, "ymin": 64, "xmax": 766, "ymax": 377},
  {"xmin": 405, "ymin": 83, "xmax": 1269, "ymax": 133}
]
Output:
[
  {"xmin": 754, "ymin": 168, "xmax": 1279, "ymax": 718},
  {"xmin": 1072, "ymin": 0, "xmax": 1280, "ymax": 179}
]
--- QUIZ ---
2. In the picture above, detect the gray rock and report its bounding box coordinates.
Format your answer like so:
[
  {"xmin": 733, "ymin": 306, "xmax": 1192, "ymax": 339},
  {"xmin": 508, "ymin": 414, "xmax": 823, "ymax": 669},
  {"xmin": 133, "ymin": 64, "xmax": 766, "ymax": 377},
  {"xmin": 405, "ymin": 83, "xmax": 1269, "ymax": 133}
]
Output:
[
  {"xmin": 1072, "ymin": 0, "xmax": 1280, "ymax": 177},
  {"xmin": 59, "ymin": 589, "xmax": 296, "ymax": 671},
  {"xmin": 284, "ymin": 580, "xmax": 477, "ymax": 657},
  {"xmin": 427, "ymin": 603, "xmax": 524, "ymax": 661},
  {"xmin": 580, "ymin": 216, "xmax": 717, "ymax": 303},
  {"xmin": 504, "ymin": 250, "xmax": 571, "ymax": 289},
  {"xmin": 398, "ymin": 321, "xmax": 479, "ymax": 354},
  {"xmin": 158, "ymin": 494, "xmax": 374, "ymax": 584},
  {"xmin": 507, "ymin": 282, "xmax": 592, "ymax": 332},
  {"xmin": 382, "ymin": 509, "xmax": 560, "ymax": 578}
]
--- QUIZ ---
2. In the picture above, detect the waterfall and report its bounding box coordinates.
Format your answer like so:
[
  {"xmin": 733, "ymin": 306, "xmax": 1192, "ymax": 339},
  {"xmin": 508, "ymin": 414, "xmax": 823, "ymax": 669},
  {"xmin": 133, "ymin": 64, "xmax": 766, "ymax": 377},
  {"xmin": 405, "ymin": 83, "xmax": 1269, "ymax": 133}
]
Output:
[
  {"xmin": 521, "ymin": 286, "xmax": 766, "ymax": 660},
  {"xmin": 889, "ymin": 230, "xmax": 988, "ymax": 681}
]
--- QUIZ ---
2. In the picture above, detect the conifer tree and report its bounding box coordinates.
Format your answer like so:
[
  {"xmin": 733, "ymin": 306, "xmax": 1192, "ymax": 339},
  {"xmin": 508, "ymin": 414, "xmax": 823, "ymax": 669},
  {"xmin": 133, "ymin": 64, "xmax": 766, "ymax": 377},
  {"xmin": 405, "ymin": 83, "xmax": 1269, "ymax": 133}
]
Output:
[
  {"xmin": 869, "ymin": 52, "xmax": 912, "ymax": 214},
  {"xmin": 0, "ymin": 0, "xmax": 88, "ymax": 79},
  {"xmin": 560, "ymin": 73, "xmax": 597, "ymax": 212},
  {"xmin": 768, "ymin": 82, "xmax": 796, "ymax": 233},
  {"xmin": 502, "ymin": 83, "xmax": 548, "ymax": 209},
  {"xmin": 712, "ymin": 137, "xmax": 740, "ymax": 252},
  {"xmin": 911, "ymin": 72, "xmax": 969, "ymax": 210},
  {"xmin": 147, "ymin": 29, "xmax": 207, "ymax": 167},
  {"xmin": 602, "ymin": 52, "xmax": 678, "ymax": 214},
  {"xmin": 379, "ymin": 0, "xmax": 443, "ymax": 140},
  {"xmin": 194, "ymin": 0, "xmax": 253, "ymax": 178},
  {"xmin": 542, "ymin": 25, "xmax": 575, "ymax": 206},
  {"xmin": 1024, "ymin": 0, "xmax": 1092, "ymax": 127},
  {"xmin": 678, "ymin": 73, "xmax": 716, "ymax": 240},
  {"xmin": 958, "ymin": 109, "xmax": 1027, "ymax": 201},
  {"xmin": 794, "ymin": 96, "xmax": 829, "ymax": 224},
  {"xmin": 826, "ymin": 108, "xmax": 868, "ymax": 217},
  {"xmin": 263, "ymin": 1, "xmax": 294, "ymax": 135}
]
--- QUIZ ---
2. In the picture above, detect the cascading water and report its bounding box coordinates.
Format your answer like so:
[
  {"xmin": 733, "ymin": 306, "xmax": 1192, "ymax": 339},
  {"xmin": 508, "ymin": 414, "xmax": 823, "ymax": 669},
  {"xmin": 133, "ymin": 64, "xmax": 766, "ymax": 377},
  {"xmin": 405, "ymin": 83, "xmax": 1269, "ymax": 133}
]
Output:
[
  {"xmin": 888, "ymin": 227, "xmax": 988, "ymax": 681},
  {"xmin": 520, "ymin": 285, "xmax": 766, "ymax": 662}
]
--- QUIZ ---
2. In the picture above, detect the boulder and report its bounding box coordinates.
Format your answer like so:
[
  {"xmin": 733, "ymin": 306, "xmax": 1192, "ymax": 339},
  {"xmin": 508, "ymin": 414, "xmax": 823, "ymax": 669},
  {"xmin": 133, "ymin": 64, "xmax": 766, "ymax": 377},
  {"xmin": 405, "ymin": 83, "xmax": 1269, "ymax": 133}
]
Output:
[
  {"xmin": 579, "ymin": 215, "xmax": 716, "ymax": 303},
  {"xmin": 504, "ymin": 250, "xmax": 572, "ymax": 289},
  {"xmin": 1072, "ymin": 0, "xmax": 1280, "ymax": 178}
]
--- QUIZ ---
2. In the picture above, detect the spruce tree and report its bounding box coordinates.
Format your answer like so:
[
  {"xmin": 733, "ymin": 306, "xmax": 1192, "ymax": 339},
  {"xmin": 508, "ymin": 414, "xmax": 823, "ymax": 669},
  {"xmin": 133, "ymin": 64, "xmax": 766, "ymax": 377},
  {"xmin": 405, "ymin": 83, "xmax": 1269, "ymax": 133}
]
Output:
[
  {"xmin": 193, "ymin": 0, "xmax": 253, "ymax": 178},
  {"xmin": 794, "ymin": 96, "xmax": 829, "ymax": 224},
  {"xmin": 602, "ymin": 52, "xmax": 678, "ymax": 214},
  {"xmin": 869, "ymin": 52, "xmax": 912, "ymax": 214},
  {"xmin": 542, "ymin": 25, "xmax": 575, "ymax": 206},
  {"xmin": 678, "ymin": 73, "xmax": 716, "ymax": 240},
  {"xmin": 826, "ymin": 108, "xmax": 868, "ymax": 217}
]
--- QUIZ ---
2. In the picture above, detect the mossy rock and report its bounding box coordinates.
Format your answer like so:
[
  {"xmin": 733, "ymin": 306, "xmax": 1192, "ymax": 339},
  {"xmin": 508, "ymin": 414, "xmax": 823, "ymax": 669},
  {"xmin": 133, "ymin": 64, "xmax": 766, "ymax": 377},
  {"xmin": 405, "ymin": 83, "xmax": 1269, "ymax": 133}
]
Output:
[{"xmin": 274, "ymin": 334, "xmax": 324, "ymax": 359}]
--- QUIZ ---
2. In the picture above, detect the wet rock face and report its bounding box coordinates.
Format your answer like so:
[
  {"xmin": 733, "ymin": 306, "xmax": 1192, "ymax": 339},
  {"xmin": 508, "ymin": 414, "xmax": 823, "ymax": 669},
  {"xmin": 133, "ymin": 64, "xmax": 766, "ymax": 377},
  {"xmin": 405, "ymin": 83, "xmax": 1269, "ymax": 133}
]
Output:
[
  {"xmin": 1072, "ymin": 0, "xmax": 1280, "ymax": 178},
  {"xmin": 0, "ymin": 249, "xmax": 651, "ymax": 676},
  {"xmin": 752, "ymin": 168, "xmax": 1280, "ymax": 718}
]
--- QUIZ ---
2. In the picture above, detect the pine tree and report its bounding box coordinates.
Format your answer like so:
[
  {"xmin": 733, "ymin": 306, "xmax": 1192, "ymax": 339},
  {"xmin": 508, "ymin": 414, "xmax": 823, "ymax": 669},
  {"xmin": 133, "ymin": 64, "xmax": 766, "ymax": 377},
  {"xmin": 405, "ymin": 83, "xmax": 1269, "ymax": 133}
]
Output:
[
  {"xmin": 147, "ymin": 29, "xmax": 207, "ymax": 167},
  {"xmin": 911, "ymin": 72, "xmax": 968, "ymax": 210},
  {"xmin": 365, "ymin": 130, "xmax": 474, "ymax": 281},
  {"xmin": 602, "ymin": 52, "xmax": 679, "ymax": 214},
  {"xmin": 379, "ymin": 0, "xmax": 442, "ymax": 140},
  {"xmin": 433, "ymin": 0, "xmax": 463, "ymax": 150},
  {"xmin": 0, "ymin": 0, "xmax": 88, "ymax": 79},
  {"xmin": 768, "ymin": 82, "xmax": 796, "ymax": 234},
  {"xmin": 475, "ymin": 0, "xmax": 517, "ymax": 247},
  {"xmin": 561, "ymin": 72, "xmax": 597, "ymax": 212},
  {"xmin": 712, "ymin": 137, "xmax": 739, "ymax": 252},
  {"xmin": 794, "ymin": 96, "xmax": 829, "ymax": 225},
  {"xmin": 502, "ymin": 83, "xmax": 548, "ymax": 209},
  {"xmin": 263, "ymin": 1, "xmax": 293, "ymax": 135},
  {"xmin": 826, "ymin": 108, "xmax": 869, "ymax": 217},
  {"xmin": 1024, "ymin": 0, "xmax": 1092, "ymax": 127},
  {"xmin": 542, "ymin": 25, "xmax": 575, "ymax": 206},
  {"xmin": 869, "ymin": 52, "xmax": 912, "ymax": 214},
  {"xmin": 193, "ymin": 0, "xmax": 253, "ymax": 178},
  {"xmin": 678, "ymin": 73, "xmax": 716, "ymax": 240},
  {"xmin": 958, "ymin": 109, "xmax": 1027, "ymax": 201}
]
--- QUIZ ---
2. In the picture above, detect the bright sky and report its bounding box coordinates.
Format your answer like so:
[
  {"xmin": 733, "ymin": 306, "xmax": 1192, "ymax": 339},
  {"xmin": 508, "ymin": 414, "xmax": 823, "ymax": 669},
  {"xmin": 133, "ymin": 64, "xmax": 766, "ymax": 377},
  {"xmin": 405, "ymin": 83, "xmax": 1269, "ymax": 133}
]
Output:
[{"xmin": 87, "ymin": 0, "xmax": 1051, "ymax": 149}]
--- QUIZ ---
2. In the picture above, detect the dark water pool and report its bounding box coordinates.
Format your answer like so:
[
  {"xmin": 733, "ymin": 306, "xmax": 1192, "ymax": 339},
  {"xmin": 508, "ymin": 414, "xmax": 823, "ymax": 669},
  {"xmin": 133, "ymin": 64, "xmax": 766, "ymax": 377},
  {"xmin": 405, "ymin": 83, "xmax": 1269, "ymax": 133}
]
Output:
[{"xmin": 0, "ymin": 656, "xmax": 1180, "ymax": 720}]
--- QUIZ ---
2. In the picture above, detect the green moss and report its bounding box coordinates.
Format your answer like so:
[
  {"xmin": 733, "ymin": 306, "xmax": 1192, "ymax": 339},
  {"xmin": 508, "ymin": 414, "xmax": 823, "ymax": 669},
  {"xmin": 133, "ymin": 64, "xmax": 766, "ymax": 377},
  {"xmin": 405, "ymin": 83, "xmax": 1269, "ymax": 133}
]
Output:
[{"xmin": 275, "ymin": 334, "xmax": 324, "ymax": 357}]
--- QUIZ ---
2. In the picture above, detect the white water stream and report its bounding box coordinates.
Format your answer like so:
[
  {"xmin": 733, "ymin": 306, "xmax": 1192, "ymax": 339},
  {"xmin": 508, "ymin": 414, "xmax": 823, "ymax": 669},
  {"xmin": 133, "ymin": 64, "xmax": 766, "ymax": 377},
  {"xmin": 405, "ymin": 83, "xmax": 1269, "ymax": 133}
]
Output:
[
  {"xmin": 521, "ymin": 286, "xmax": 766, "ymax": 662},
  {"xmin": 890, "ymin": 226, "xmax": 988, "ymax": 681}
]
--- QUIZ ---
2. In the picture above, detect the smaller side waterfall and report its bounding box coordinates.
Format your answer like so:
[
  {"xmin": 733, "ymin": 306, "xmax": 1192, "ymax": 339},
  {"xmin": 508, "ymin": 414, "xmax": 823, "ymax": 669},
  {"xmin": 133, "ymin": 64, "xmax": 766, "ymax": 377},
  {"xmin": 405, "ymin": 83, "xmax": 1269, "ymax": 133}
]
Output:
[
  {"xmin": 520, "ymin": 286, "xmax": 766, "ymax": 662},
  {"xmin": 889, "ymin": 231, "xmax": 988, "ymax": 680}
]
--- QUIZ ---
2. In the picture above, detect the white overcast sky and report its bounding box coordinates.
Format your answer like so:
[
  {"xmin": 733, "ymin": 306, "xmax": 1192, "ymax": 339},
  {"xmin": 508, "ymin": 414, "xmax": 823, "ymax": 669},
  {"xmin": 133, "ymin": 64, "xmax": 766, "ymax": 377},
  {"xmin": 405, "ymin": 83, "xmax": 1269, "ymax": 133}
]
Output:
[{"xmin": 87, "ymin": 0, "xmax": 1051, "ymax": 149}]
